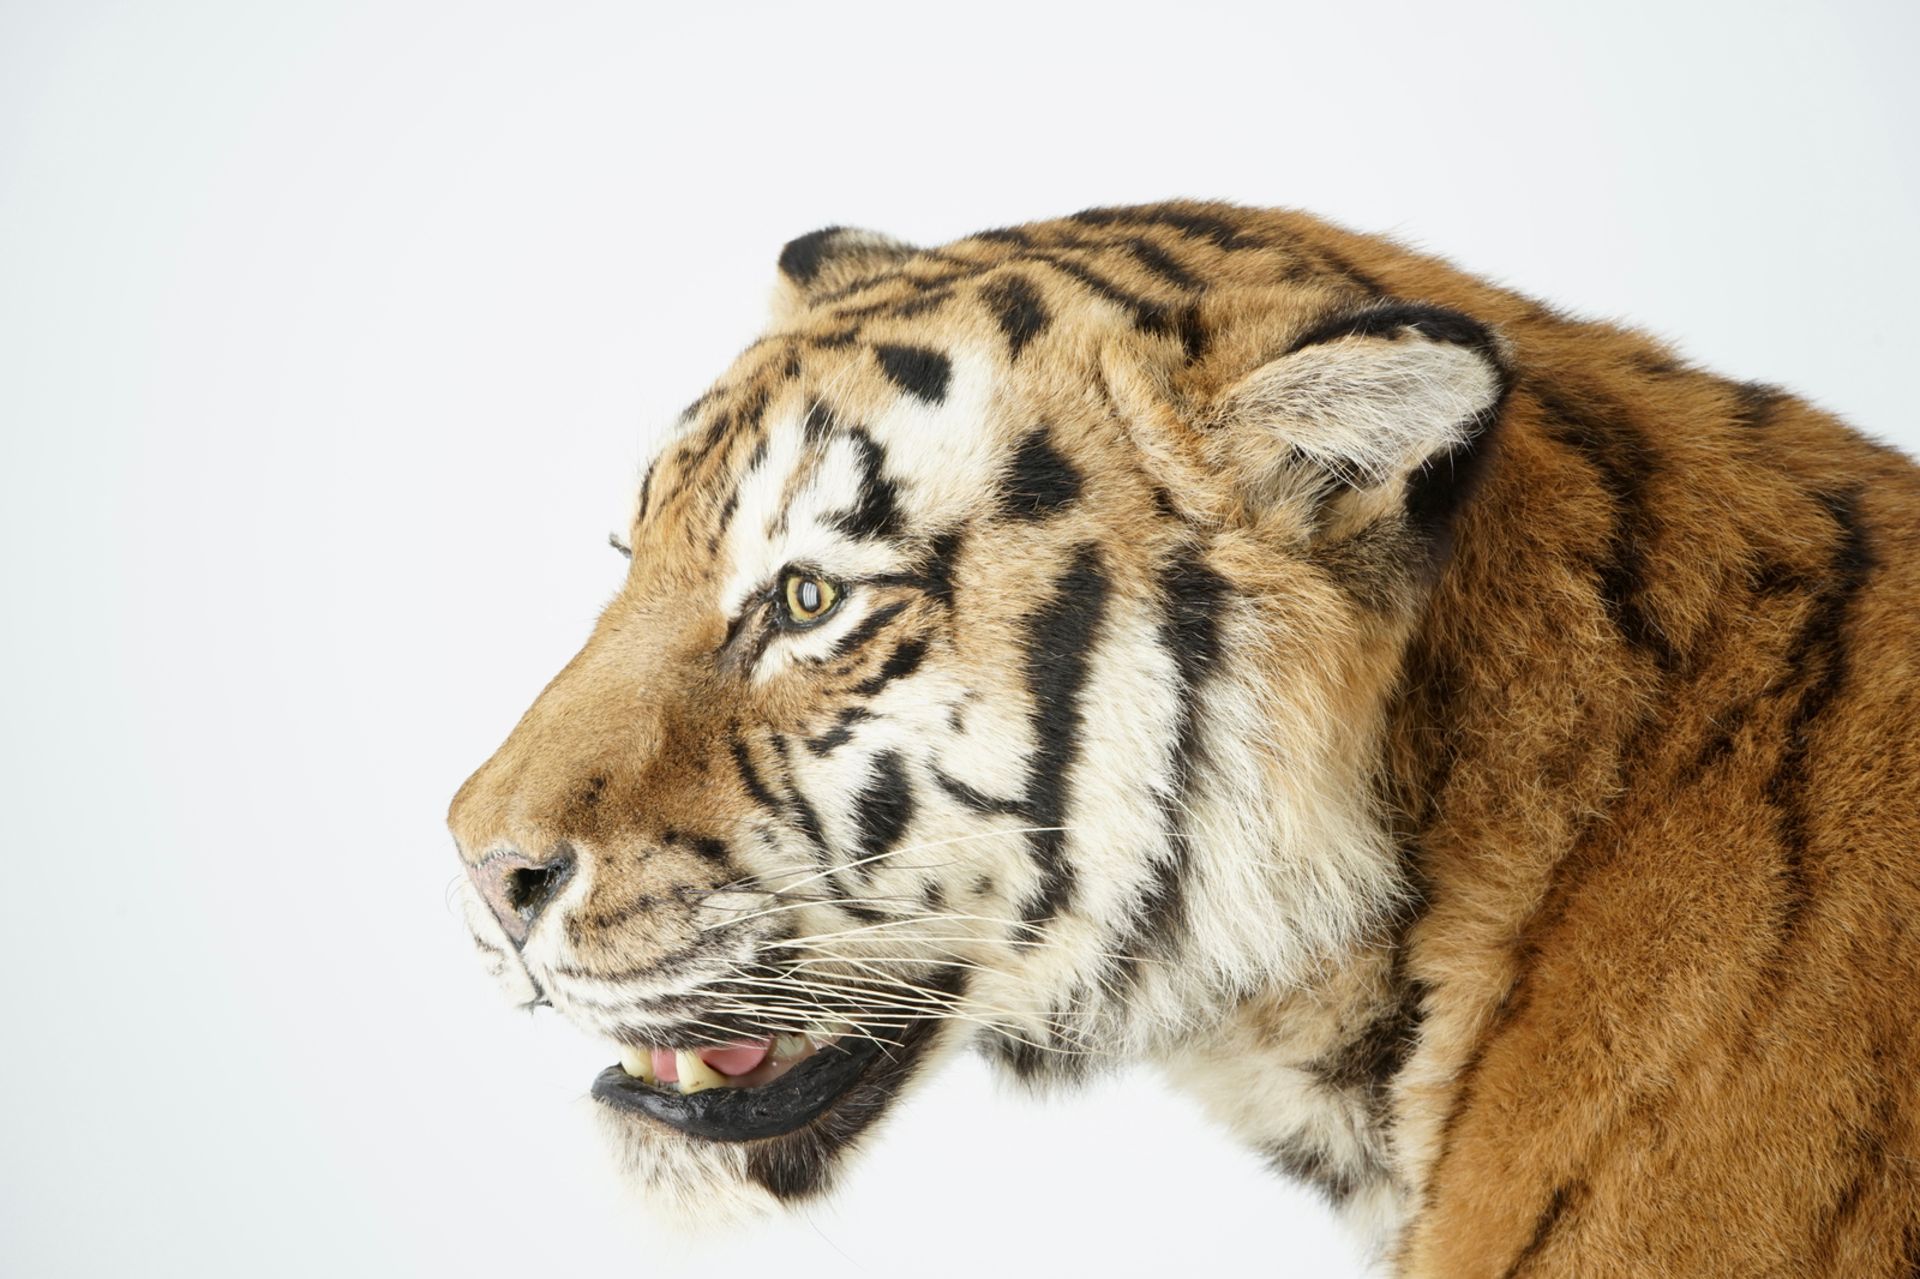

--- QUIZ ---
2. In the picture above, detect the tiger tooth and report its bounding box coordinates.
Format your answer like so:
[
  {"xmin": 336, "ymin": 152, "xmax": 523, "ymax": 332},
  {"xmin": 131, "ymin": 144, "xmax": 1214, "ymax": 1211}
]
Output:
[
  {"xmin": 772, "ymin": 1033, "xmax": 812, "ymax": 1061},
  {"xmin": 618, "ymin": 1044, "xmax": 655, "ymax": 1082},
  {"xmin": 676, "ymin": 1049, "xmax": 726, "ymax": 1093}
]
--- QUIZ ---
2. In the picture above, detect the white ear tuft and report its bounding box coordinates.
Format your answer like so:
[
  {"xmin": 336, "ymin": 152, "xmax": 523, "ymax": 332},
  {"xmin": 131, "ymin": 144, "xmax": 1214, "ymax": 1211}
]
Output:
[{"xmin": 1212, "ymin": 303, "xmax": 1509, "ymax": 539}]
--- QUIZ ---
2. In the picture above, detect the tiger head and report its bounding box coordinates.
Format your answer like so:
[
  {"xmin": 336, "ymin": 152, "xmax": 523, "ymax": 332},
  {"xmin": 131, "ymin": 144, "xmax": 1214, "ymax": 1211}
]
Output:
[{"xmin": 446, "ymin": 204, "xmax": 1509, "ymax": 1218}]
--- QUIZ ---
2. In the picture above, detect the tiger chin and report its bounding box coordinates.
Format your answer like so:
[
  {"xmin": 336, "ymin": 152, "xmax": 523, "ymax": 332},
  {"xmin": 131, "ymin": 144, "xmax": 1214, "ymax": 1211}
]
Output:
[{"xmin": 448, "ymin": 202, "xmax": 1920, "ymax": 1274}]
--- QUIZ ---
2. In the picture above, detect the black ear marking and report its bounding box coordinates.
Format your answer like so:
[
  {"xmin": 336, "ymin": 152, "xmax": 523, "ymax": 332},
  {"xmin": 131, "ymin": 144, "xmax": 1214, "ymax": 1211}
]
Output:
[
  {"xmin": 775, "ymin": 226, "xmax": 917, "ymax": 306},
  {"xmin": 1349, "ymin": 305, "xmax": 1512, "ymax": 550},
  {"xmin": 1227, "ymin": 299, "xmax": 1512, "ymax": 571},
  {"xmin": 1286, "ymin": 300, "xmax": 1500, "ymax": 360},
  {"xmin": 1402, "ymin": 420, "xmax": 1503, "ymax": 557},
  {"xmin": 778, "ymin": 227, "xmax": 851, "ymax": 287}
]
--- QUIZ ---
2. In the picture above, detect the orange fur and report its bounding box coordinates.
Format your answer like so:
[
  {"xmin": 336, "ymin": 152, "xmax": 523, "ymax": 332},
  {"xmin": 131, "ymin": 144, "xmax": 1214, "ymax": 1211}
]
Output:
[{"xmin": 450, "ymin": 204, "xmax": 1920, "ymax": 1272}]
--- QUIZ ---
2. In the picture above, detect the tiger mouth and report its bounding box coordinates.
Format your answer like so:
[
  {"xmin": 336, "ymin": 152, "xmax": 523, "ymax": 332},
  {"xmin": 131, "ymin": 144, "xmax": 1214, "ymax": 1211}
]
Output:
[{"xmin": 590, "ymin": 1023, "xmax": 908, "ymax": 1141}]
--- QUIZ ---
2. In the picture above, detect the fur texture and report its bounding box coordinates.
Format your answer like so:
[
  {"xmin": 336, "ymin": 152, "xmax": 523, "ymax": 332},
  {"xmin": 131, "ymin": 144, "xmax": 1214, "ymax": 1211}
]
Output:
[{"xmin": 448, "ymin": 202, "xmax": 1920, "ymax": 1276}]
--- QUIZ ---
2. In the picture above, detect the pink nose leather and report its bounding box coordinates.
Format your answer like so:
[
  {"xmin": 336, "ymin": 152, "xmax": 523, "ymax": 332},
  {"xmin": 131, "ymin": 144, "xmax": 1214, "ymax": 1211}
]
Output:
[{"xmin": 469, "ymin": 846, "xmax": 575, "ymax": 947}]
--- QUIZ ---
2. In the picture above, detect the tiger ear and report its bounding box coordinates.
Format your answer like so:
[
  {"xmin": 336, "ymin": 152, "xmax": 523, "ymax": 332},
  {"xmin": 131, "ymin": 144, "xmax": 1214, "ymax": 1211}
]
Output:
[
  {"xmin": 1210, "ymin": 302, "xmax": 1510, "ymax": 560},
  {"xmin": 770, "ymin": 226, "xmax": 918, "ymax": 323}
]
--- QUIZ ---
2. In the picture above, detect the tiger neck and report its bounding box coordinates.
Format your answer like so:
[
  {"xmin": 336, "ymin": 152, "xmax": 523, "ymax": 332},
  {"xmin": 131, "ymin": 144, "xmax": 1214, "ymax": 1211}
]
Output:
[{"xmin": 1157, "ymin": 370, "xmax": 1699, "ymax": 1253}]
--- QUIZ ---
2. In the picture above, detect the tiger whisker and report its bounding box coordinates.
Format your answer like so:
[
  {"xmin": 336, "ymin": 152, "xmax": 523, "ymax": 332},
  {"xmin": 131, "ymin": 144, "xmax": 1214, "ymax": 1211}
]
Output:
[
  {"xmin": 754, "ymin": 910, "xmax": 1055, "ymax": 943},
  {"xmin": 695, "ymin": 894, "xmax": 966, "ymax": 929},
  {"xmin": 703, "ymin": 986, "xmax": 1079, "ymax": 1054},
  {"xmin": 708, "ymin": 963, "xmax": 1108, "ymax": 1033},
  {"xmin": 777, "ymin": 934, "xmax": 1163, "ymax": 964},
  {"xmin": 742, "ymin": 824, "xmax": 1082, "ymax": 900}
]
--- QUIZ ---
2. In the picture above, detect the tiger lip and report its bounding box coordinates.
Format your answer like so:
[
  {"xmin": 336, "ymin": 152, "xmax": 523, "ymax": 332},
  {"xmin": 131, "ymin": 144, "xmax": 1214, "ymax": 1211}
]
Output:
[{"xmin": 591, "ymin": 1023, "xmax": 901, "ymax": 1142}]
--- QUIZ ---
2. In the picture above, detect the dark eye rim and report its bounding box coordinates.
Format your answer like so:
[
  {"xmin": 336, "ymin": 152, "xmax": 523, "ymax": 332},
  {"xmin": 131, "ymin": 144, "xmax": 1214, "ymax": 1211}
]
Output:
[{"xmin": 773, "ymin": 568, "xmax": 844, "ymax": 630}]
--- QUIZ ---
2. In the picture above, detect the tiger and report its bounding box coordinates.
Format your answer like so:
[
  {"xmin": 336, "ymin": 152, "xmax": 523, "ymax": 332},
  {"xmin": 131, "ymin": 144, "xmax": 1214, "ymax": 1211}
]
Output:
[{"xmin": 446, "ymin": 201, "xmax": 1920, "ymax": 1276}]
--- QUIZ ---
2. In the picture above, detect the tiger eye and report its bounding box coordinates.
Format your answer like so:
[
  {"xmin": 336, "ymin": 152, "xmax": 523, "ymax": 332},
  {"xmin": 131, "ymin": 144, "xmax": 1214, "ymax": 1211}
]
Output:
[{"xmin": 782, "ymin": 572, "xmax": 839, "ymax": 624}]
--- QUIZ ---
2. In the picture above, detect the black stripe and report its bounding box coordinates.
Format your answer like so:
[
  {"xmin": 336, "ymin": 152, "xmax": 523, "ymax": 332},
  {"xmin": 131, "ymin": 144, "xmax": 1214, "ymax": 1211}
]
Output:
[
  {"xmin": 828, "ymin": 430, "xmax": 903, "ymax": 541},
  {"xmin": 1122, "ymin": 236, "xmax": 1204, "ymax": 291},
  {"xmin": 634, "ymin": 460, "xmax": 657, "ymax": 524},
  {"xmin": 831, "ymin": 296, "xmax": 902, "ymax": 323},
  {"xmin": 1308, "ymin": 244, "xmax": 1388, "ymax": 298},
  {"xmin": 1160, "ymin": 547, "xmax": 1229, "ymax": 723},
  {"xmin": 827, "ymin": 599, "xmax": 909, "ymax": 660},
  {"xmin": 716, "ymin": 594, "xmax": 767, "ymax": 660},
  {"xmin": 1113, "ymin": 546, "xmax": 1229, "ymax": 983},
  {"xmin": 1263, "ymin": 1136, "xmax": 1361, "ymax": 1207},
  {"xmin": 1000, "ymin": 425, "xmax": 1081, "ymax": 520},
  {"xmin": 1016, "ymin": 545, "xmax": 1110, "ymax": 922},
  {"xmin": 1534, "ymin": 383, "xmax": 1682, "ymax": 672},
  {"xmin": 701, "ymin": 383, "xmax": 772, "ymax": 459},
  {"xmin": 730, "ymin": 734, "xmax": 780, "ymax": 812},
  {"xmin": 989, "ymin": 1020, "xmax": 1092, "ymax": 1083},
  {"xmin": 1066, "ymin": 203, "xmax": 1263, "ymax": 250},
  {"xmin": 1733, "ymin": 380, "xmax": 1787, "ymax": 429},
  {"xmin": 1309, "ymin": 977, "xmax": 1428, "ymax": 1102},
  {"xmin": 919, "ymin": 529, "xmax": 963, "ymax": 608},
  {"xmin": 847, "ymin": 750, "xmax": 915, "ymax": 881},
  {"xmin": 1686, "ymin": 697, "xmax": 1757, "ymax": 781},
  {"xmin": 708, "ymin": 487, "xmax": 740, "ymax": 553},
  {"xmin": 1018, "ymin": 251, "xmax": 1172, "ymax": 335},
  {"xmin": 978, "ymin": 274, "xmax": 1050, "ymax": 358},
  {"xmin": 874, "ymin": 343, "xmax": 951, "ymax": 404},
  {"xmin": 805, "ymin": 707, "xmax": 872, "ymax": 756},
  {"xmin": 802, "ymin": 398, "xmax": 843, "ymax": 445},
  {"xmin": 931, "ymin": 766, "xmax": 1027, "ymax": 817},
  {"xmin": 1808, "ymin": 1069, "xmax": 1895, "ymax": 1263},
  {"xmin": 886, "ymin": 288, "xmax": 953, "ymax": 319},
  {"xmin": 1174, "ymin": 304, "xmax": 1210, "ymax": 364},
  {"xmin": 1627, "ymin": 349, "xmax": 1686, "ymax": 378},
  {"xmin": 851, "ymin": 634, "xmax": 928, "ymax": 697},
  {"xmin": 772, "ymin": 734, "xmax": 832, "ymax": 866},
  {"xmin": 1763, "ymin": 489, "xmax": 1875, "ymax": 955},
  {"xmin": 1501, "ymin": 1182, "xmax": 1582, "ymax": 1279},
  {"xmin": 816, "ymin": 261, "xmax": 971, "ymax": 309}
]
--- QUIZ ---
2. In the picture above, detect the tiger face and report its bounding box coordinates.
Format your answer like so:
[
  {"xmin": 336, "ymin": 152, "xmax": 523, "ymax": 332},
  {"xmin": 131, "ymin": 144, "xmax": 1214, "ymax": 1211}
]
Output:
[{"xmin": 447, "ymin": 208, "xmax": 1508, "ymax": 1216}]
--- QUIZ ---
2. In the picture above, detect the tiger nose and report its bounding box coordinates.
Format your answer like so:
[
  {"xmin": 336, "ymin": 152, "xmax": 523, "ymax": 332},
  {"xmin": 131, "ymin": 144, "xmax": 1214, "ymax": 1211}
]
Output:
[{"xmin": 470, "ymin": 845, "xmax": 578, "ymax": 948}]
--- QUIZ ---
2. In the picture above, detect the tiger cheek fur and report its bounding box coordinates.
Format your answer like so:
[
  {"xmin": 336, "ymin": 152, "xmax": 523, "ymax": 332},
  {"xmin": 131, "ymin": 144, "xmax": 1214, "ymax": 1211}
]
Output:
[{"xmin": 448, "ymin": 203, "xmax": 1920, "ymax": 1274}]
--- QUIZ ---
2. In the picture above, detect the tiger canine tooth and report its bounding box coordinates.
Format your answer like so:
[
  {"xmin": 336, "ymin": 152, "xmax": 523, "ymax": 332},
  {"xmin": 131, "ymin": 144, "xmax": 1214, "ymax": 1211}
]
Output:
[
  {"xmin": 675, "ymin": 1049, "xmax": 727, "ymax": 1092},
  {"xmin": 618, "ymin": 1044, "xmax": 655, "ymax": 1082}
]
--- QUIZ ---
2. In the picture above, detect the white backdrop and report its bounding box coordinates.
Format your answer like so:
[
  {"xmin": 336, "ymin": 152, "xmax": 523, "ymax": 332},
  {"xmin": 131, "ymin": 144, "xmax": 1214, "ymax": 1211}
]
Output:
[{"xmin": 3, "ymin": 2, "xmax": 1915, "ymax": 1275}]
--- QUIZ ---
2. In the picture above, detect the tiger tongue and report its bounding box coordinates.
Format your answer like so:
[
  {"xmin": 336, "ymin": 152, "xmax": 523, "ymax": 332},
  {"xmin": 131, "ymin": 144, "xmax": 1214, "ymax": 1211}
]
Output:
[{"xmin": 696, "ymin": 1039, "xmax": 772, "ymax": 1077}]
